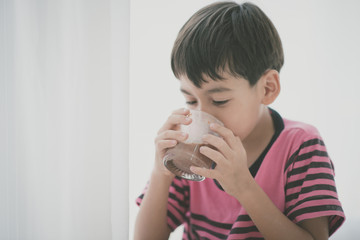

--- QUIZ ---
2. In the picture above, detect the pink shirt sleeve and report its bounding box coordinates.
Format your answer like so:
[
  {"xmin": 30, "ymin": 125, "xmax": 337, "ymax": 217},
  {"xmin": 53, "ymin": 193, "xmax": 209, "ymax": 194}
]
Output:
[{"xmin": 284, "ymin": 137, "xmax": 345, "ymax": 236}]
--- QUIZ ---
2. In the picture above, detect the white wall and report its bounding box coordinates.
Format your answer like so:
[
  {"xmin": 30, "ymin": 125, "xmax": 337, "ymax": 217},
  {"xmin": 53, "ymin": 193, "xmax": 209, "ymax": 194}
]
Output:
[
  {"xmin": 129, "ymin": 1, "xmax": 360, "ymax": 239},
  {"xmin": 0, "ymin": 0, "xmax": 129, "ymax": 239}
]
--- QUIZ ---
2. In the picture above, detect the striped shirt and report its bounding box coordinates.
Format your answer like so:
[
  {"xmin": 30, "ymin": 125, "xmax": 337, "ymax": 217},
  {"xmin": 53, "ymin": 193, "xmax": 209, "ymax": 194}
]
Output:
[{"xmin": 136, "ymin": 109, "xmax": 345, "ymax": 239}]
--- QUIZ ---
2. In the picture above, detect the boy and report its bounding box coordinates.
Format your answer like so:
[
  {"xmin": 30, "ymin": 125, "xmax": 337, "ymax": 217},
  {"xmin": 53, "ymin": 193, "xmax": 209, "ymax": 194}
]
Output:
[{"xmin": 134, "ymin": 1, "xmax": 345, "ymax": 239}]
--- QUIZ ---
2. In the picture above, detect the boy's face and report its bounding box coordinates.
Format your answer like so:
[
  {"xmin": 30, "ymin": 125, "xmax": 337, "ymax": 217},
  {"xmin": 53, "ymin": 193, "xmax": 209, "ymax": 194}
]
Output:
[{"xmin": 179, "ymin": 72, "xmax": 266, "ymax": 141}]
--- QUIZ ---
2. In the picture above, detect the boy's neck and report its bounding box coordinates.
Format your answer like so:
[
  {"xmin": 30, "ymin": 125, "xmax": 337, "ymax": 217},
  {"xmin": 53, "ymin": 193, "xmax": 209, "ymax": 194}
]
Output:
[{"xmin": 243, "ymin": 106, "xmax": 275, "ymax": 168}]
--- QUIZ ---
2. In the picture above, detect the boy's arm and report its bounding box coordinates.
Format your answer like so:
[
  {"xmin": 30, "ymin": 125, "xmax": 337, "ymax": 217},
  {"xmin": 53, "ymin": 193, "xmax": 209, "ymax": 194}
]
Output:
[
  {"xmin": 299, "ymin": 217, "xmax": 330, "ymax": 240},
  {"xmin": 134, "ymin": 108, "xmax": 191, "ymax": 240},
  {"xmin": 134, "ymin": 172, "xmax": 173, "ymax": 240},
  {"xmin": 235, "ymin": 176, "xmax": 329, "ymax": 240}
]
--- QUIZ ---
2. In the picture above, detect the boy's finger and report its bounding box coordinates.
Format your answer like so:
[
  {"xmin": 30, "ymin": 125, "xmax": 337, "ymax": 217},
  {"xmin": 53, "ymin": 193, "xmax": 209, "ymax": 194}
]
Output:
[
  {"xmin": 172, "ymin": 107, "xmax": 190, "ymax": 115},
  {"xmin": 190, "ymin": 166, "xmax": 217, "ymax": 180},
  {"xmin": 202, "ymin": 134, "xmax": 232, "ymax": 157},
  {"xmin": 156, "ymin": 130, "xmax": 188, "ymax": 142},
  {"xmin": 209, "ymin": 123, "xmax": 240, "ymax": 149},
  {"xmin": 157, "ymin": 139, "xmax": 178, "ymax": 150},
  {"xmin": 199, "ymin": 142, "xmax": 229, "ymax": 164},
  {"xmin": 158, "ymin": 111, "xmax": 192, "ymax": 134}
]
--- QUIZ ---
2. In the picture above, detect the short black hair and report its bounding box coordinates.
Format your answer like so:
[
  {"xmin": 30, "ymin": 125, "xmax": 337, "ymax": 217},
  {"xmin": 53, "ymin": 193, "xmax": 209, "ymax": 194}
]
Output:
[{"xmin": 171, "ymin": 1, "xmax": 284, "ymax": 87}]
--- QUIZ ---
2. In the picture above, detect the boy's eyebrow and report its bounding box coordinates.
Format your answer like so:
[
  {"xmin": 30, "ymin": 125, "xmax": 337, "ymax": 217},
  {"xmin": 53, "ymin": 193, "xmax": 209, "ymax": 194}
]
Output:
[
  {"xmin": 180, "ymin": 88, "xmax": 193, "ymax": 95},
  {"xmin": 180, "ymin": 87, "xmax": 232, "ymax": 95},
  {"xmin": 206, "ymin": 87, "xmax": 232, "ymax": 94}
]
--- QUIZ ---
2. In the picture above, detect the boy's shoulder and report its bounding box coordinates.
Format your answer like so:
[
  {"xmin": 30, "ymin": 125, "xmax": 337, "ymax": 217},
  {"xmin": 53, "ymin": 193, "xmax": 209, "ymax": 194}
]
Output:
[
  {"xmin": 271, "ymin": 109, "xmax": 322, "ymax": 143},
  {"xmin": 282, "ymin": 118, "xmax": 320, "ymax": 136},
  {"xmin": 279, "ymin": 117, "xmax": 324, "ymax": 149}
]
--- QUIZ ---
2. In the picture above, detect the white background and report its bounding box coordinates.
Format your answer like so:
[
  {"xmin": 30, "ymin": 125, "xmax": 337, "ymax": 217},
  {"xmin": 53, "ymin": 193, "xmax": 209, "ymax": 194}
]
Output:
[
  {"xmin": 129, "ymin": 0, "xmax": 360, "ymax": 239},
  {"xmin": 1, "ymin": 0, "xmax": 129, "ymax": 239}
]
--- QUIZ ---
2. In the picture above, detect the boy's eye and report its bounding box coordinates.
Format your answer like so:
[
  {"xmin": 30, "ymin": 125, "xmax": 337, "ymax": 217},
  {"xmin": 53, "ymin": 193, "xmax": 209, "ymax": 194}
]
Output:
[
  {"xmin": 186, "ymin": 101, "xmax": 197, "ymax": 105},
  {"xmin": 212, "ymin": 100, "xmax": 229, "ymax": 106}
]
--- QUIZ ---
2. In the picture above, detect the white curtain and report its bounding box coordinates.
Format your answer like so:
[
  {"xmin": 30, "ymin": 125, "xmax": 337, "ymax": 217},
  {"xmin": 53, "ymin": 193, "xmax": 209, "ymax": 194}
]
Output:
[{"xmin": 0, "ymin": 0, "xmax": 129, "ymax": 239}]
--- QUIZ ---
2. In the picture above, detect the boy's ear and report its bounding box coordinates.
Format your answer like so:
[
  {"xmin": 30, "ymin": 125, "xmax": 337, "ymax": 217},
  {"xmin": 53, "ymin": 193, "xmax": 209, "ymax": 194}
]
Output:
[{"xmin": 260, "ymin": 69, "xmax": 280, "ymax": 105}]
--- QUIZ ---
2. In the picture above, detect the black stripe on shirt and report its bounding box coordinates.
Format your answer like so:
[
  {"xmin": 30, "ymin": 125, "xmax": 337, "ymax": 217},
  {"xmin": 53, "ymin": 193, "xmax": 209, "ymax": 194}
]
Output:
[
  {"xmin": 171, "ymin": 182, "xmax": 185, "ymax": 195},
  {"xmin": 192, "ymin": 224, "xmax": 228, "ymax": 239},
  {"xmin": 329, "ymin": 215, "xmax": 345, "ymax": 236},
  {"xmin": 235, "ymin": 214, "xmax": 252, "ymax": 222},
  {"xmin": 168, "ymin": 192, "xmax": 187, "ymax": 209},
  {"xmin": 285, "ymin": 184, "xmax": 337, "ymax": 202},
  {"xmin": 284, "ymin": 138, "xmax": 325, "ymax": 172},
  {"xmin": 167, "ymin": 209, "xmax": 182, "ymax": 227},
  {"xmin": 191, "ymin": 213, "xmax": 233, "ymax": 230},
  {"xmin": 285, "ymin": 173, "xmax": 334, "ymax": 190},
  {"xmin": 287, "ymin": 161, "xmax": 332, "ymax": 178},
  {"xmin": 171, "ymin": 177, "xmax": 189, "ymax": 194},
  {"xmin": 168, "ymin": 202, "xmax": 186, "ymax": 221},
  {"xmin": 285, "ymin": 195, "xmax": 338, "ymax": 215},
  {"xmin": 229, "ymin": 225, "xmax": 259, "ymax": 234},
  {"xmin": 287, "ymin": 204, "xmax": 343, "ymax": 221},
  {"xmin": 296, "ymin": 150, "xmax": 328, "ymax": 162}
]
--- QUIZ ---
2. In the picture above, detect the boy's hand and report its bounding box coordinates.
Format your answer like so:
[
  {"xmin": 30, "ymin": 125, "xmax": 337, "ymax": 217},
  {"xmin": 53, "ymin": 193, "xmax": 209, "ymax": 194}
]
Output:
[
  {"xmin": 153, "ymin": 108, "xmax": 191, "ymax": 178},
  {"xmin": 190, "ymin": 123, "xmax": 253, "ymax": 197}
]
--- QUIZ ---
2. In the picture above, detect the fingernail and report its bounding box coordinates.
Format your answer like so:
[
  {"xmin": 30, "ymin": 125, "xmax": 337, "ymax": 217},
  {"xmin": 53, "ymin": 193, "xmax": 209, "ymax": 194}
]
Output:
[{"xmin": 210, "ymin": 123, "xmax": 216, "ymax": 129}]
